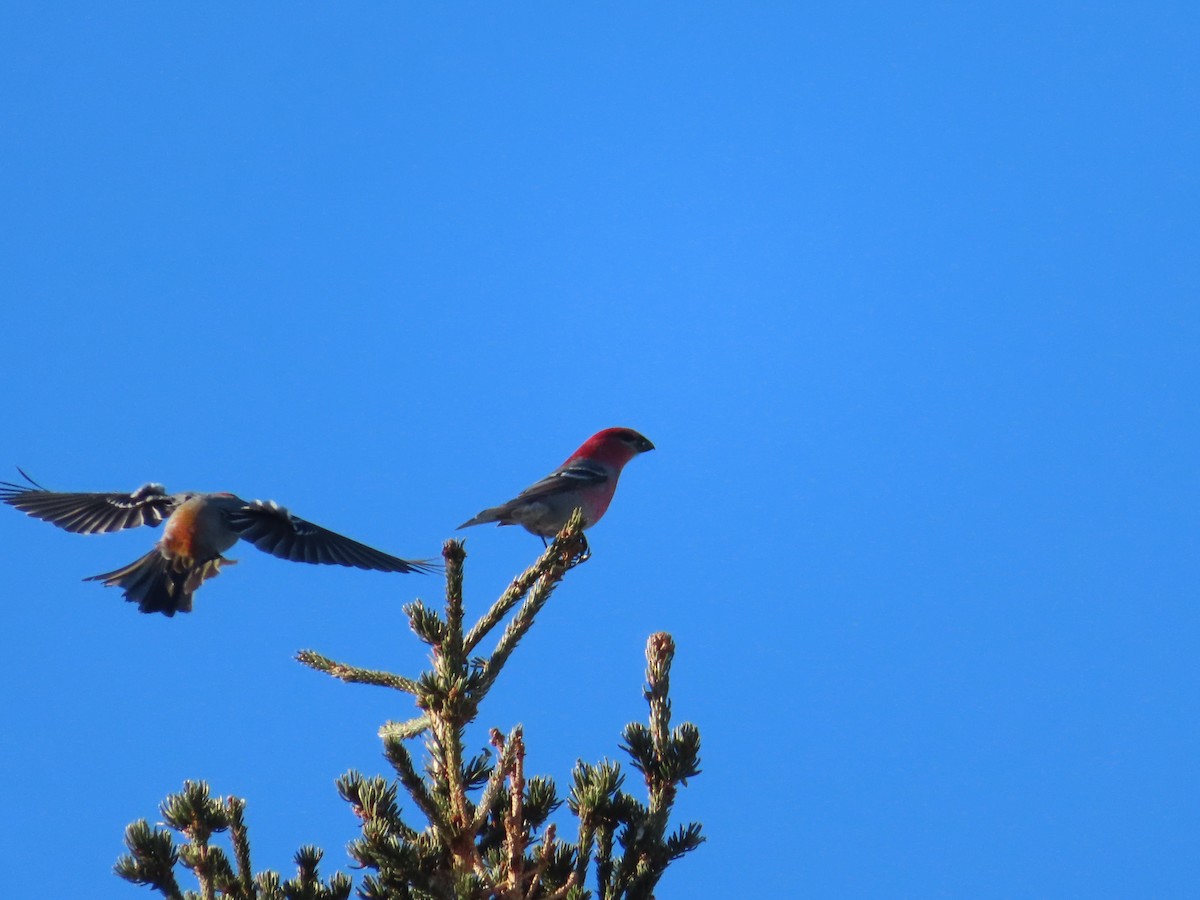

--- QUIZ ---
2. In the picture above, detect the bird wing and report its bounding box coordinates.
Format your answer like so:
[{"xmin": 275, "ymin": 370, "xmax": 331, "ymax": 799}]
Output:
[
  {"xmin": 0, "ymin": 477, "xmax": 179, "ymax": 534},
  {"xmin": 225, "ymin": 500, "xmax": 435, "ymax": 573},
  {"xmin": 458, "ymin": 461, "xmax": 611, "ymax": 528},
  {"xmin": 511, "ymin": 460, "xmax": 610, "ymax": 502}
]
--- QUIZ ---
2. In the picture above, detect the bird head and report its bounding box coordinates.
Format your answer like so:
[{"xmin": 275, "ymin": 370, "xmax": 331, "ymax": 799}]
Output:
[{"xmin": 577, "ymin": 427, "xmax": 655, "ymax": 468}]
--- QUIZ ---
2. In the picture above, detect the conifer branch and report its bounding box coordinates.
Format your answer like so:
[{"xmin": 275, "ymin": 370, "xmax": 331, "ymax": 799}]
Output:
[
  {"xmin": 442, "ymin": 539, "xmax": 466, "ymax": 661},
  {"xmin": 475, "ymin": 513, "xmax": 585, "ymax": 702},
  {"xmin": 463, "ymin": 510, "xmax": 587, "ymax": 654},
  {"xmin": 502, "ymin": 727, "xmax": 528, "ymax": 896},
  {"xmin": 117, "ymin": 782, "xmax": 350, "ymax": 899},
  {"xmin": 609, "ymin": 633, "xmax": 705, "ymax": 898},
  {"xmin": 646, "ymin": 632, "xmax": 679, "ymax": 814},
  {"xmin": 115, "ymin": 819, "xmax": 184, "ymax": 900},
  {"xmin": 226, "ymin": 797, "xmax": 255, "ymax": 899},
  {"xmin": 378, "ymin": 716, "xmax": 432, "ymax": 741},
  {"xmin": 438, "ymin": 715, "xmax": 481, "ymax": 877},
  {"xmin": 295, "ymin": 649, "xmax": 420, "ymax": 694},
  {"xmin": 524, "ymin": 822, "xmax": 556, "ymax": 900},
  {"xmin": 383, "ymin": 736, "xmax": 446, "ymax": 834},
  {"xmin": 472, "ymin": 727, "xmax": 519, "ymax": 835}
]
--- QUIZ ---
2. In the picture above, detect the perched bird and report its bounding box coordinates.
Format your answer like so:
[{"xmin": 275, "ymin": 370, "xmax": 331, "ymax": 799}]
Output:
[
  {"xmin": 0, "ymin": 472, "xmax": 435, "ymax": 616},
  {"xmin": 458, "ymin": 427, "xmax": 655, "ymax": 551}
]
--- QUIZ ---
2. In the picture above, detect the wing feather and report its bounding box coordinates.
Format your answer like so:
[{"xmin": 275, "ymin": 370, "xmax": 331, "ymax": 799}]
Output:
[
  {"xmin": 226, "ymin": 500, "xmax": 435, "ymax": 574},
  {"xmin": 0, "ymin": 477, "xmax": 178, "ymax": 535},
  {"xmin": 511, "ymin": 461, "xmax": 609, "ymax": 504}
]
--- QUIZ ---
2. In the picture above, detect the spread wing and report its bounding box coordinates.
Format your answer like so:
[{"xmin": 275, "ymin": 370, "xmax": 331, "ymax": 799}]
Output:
[
  {"xmin": 226, "ymin": 500, "xmax": 436, "ymax": 574},
  {"xmin": 0, "ymin": 474, "xmax": 178, "ymax": 534}
]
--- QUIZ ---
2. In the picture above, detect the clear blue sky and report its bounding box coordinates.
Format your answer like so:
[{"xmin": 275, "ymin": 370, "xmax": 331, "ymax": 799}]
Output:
[{"xmin": 1, "ymin": 5, "xmax": 1195, "ymax": 897}]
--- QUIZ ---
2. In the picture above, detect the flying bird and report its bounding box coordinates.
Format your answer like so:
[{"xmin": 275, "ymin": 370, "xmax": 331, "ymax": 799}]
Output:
[
  {"xmin": 458, "ymin": 427, "xmax": 655, "ymax": 552},
  {"xmin": 1, "ymin": 472, "xmax": 435, "ymax": 616}
]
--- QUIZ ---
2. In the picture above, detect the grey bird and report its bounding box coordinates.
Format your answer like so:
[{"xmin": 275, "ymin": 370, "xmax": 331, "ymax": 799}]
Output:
[{"xmin": 1, "ymin": 472, "xmax": 435, "ymax": 616}]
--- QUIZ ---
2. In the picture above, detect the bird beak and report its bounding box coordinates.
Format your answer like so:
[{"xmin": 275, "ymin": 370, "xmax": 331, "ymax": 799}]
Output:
[{"xmin": 640, "ymin": 438, "xmax": 656, "ymax": 452}]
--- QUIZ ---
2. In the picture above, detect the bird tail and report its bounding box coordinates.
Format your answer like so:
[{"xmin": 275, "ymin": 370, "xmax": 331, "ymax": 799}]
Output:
[
  {"xmin": 457, "ymin": 506, "xmax": 507, "ymax": 530},
  {"xmin": 85, "ymin": 549, "xmax": 233, "ymax": 617}
]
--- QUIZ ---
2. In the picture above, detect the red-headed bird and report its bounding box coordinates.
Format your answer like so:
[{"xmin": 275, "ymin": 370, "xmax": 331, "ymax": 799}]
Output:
[
  {"xmin": 458, "ymin": 427, "xmax": 655, "ymax": 551},
  {"xmin": 1, "ymin": 472, "xmax": 435, "ymax": 616}
]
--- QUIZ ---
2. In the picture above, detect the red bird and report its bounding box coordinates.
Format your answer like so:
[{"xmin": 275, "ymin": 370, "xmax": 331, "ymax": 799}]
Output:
[
  {"xmin": 1, "ymin": 472, "xmax": 434, "ymax": 616},
  {"xmin": 458, "ymin": 427, "xmax": 655, "ymax": 550}
]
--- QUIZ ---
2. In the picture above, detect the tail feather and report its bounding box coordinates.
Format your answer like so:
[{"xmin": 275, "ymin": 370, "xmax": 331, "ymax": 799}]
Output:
[
  {"xmin": 85, "ymin": 549, "xmax": 231, "ymax": 616},
  {"xmin": 457, "ymin": 506, "xmax": 506, "ymax": 530}
]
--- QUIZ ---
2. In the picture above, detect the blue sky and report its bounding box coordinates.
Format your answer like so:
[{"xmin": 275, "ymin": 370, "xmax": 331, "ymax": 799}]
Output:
[{"xmin": 1, "ymin": 4, "xmax": 1196, "ymax": 897}]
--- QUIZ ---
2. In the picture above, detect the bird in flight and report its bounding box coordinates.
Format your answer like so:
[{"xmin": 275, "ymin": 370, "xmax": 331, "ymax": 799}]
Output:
[
  {"xmin": 458, "ymin": 427, "xmax": 655, "ymax": 555},
  {"xmin": 1, "ymin": 471, "xmax": 435, "ymax": 616}
]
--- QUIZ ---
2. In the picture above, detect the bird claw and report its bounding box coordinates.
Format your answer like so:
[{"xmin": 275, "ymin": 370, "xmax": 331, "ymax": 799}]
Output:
[{"xmin": 566, "ymin": 535, "xmax": 591, "ymax": 567}]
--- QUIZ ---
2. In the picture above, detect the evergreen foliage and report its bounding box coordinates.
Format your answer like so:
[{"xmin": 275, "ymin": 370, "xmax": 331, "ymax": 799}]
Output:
[{"xmin": 117, "ymin": 512, "xmax": 702, "ymax": 899}]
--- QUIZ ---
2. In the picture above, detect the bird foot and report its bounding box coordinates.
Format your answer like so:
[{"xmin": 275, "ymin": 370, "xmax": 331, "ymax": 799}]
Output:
[{"xmin": 567, "ymin": 535, "xmax": 591, "ymax": 567}]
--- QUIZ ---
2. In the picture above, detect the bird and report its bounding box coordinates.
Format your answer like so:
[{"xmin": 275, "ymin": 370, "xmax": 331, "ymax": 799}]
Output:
[
  {"xmin": 458, "ymin": 427, "xmax": 655, "ymax": 554},
  {"xmin": 0, "ymin": 471, "xmax": 435, "ymax": 616}
]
